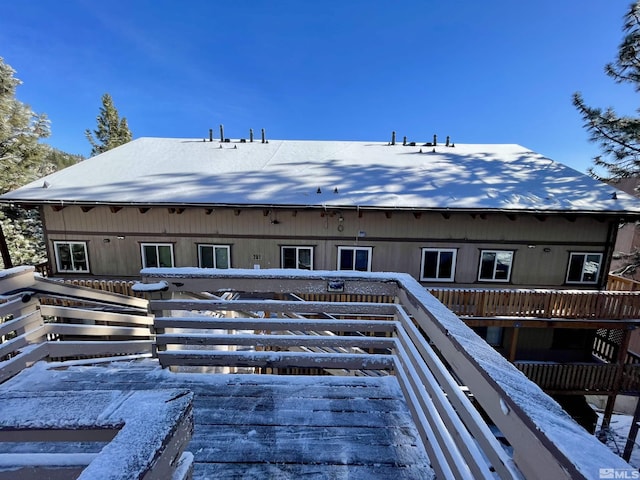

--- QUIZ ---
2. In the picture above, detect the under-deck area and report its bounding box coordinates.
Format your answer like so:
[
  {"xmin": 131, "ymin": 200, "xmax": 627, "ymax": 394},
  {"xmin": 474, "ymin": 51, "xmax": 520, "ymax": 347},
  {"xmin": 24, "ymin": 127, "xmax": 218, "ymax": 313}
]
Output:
[{"xmin": 1, "ymin": 359, "xmax": 432, "ymax": 479}]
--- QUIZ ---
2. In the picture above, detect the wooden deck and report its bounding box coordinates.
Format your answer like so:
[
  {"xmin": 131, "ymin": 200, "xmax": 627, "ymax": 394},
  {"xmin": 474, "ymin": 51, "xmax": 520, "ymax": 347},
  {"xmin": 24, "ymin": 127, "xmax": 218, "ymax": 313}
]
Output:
[{"xmin": 0, "ymin": 359, "xmax": 434, "ymax": 480}]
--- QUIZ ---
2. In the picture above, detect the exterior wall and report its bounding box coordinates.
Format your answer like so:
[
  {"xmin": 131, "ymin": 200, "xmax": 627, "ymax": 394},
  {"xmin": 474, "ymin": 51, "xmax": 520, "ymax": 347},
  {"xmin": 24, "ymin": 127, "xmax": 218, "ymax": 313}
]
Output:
[
  {"xmin": 43, "ymin": 205, "xmax": 614, "ymax": 287},
  {"xmin": 609, "ymin": 178, "xmax": 640, "ymax": 279}
]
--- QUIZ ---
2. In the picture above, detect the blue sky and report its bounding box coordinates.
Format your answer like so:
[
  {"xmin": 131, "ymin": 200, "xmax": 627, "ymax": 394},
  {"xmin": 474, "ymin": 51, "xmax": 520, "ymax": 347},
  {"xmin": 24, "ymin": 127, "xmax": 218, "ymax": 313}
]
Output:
[{"xmin": 1, "ymin": 0, "xmax": 636, "ymax": 173}]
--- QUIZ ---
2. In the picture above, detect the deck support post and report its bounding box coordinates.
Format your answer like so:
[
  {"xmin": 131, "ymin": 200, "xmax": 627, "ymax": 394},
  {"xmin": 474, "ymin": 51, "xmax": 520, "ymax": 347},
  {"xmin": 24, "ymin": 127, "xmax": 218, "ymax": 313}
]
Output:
[
  {"xmin": 508, "ymin": 326, "xmax": 519, "ymax": 362},
  {"xmin": 623, "ymin": 396, "xmax": 640, "ymax": 461},
  {"xmin": 599, "ymin": 327, "xmax": 633, "ymax": 439}
]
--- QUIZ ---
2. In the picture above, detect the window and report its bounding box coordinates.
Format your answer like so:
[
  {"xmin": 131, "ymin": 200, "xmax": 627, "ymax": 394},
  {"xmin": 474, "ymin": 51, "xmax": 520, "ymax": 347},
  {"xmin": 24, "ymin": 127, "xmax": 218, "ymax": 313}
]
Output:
[
  {"xmin": 566, "ymin": 252, "xmax": 602, "ymax": 284},
  {"xmin": 420, "ymin": 248, "xmax": 457, "ymax": 282},
  {"xmin": 473, "ymin": 326, "xmax": 504, "ymax": 347},
  {"xmin": 338, "ymin": 246, "xmax": 372, "ymax": 271},
  {"xmin": 198, "ymin": 244, "xmax": 230, "ymax": 269},
  {"xmin": 141, "ymin": 243, "xmax": 174, "ymax": 268},
  {"xmin": 54, "ymin": 241, "xmax": 89, "ymax": 273},
  {"xmin": 478, "ymin": 250, "xmax": 513, "ymax": 282},
  {"xmin": 281, "ymin": 246, "xmax": 313, "ymax": 270}
]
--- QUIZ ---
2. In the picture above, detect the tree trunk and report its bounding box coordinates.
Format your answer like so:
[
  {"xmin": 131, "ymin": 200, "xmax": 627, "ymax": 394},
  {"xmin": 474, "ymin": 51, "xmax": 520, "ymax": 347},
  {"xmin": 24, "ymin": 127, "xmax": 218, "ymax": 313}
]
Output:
[{"xmin": 0, "ymin": 221, "xmax": 13, "ymax": 269}]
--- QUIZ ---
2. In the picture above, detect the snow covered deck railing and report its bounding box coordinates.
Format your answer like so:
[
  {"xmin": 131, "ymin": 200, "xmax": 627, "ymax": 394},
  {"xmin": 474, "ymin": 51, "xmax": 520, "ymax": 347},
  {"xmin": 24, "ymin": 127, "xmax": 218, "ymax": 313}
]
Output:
[
  {"xmin": 138, "ymin": 268, "xmax": 634, "ymax": 480},
  {"xmin": 0, "ymin": 266, "xmax": 153, "ymax": 383},
  {"xmin": 0, "ymin": 389, "xmax": 194, "ymax": 480}
]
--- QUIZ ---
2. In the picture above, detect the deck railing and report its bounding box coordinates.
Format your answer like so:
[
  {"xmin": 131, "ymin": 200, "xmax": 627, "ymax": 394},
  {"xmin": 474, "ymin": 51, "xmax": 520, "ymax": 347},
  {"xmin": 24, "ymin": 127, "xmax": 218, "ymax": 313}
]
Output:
[
  {"xmin": 428, "ymin": 287, "xmax": 640, "ymax": 320},
  {"xmin": 135, "ymin": 267, "xmax": 635, "ymax": 479},
  {"xmin": 0, "ymin": 266, "xmax": 634, "ymax": 479},
  {"xmin": 0, "ymin": 267, "xmax": 193, "ymax": 480},
  {"xmin": 515, "ymin": 362, "xmax": 640, "ymax": 394},
  {"xmin": 607, "ymin": 273, "xmax": 640, "ymax": 291},
  {"xmin": 0, "ymin": 268, "xmax": 152, "ymax": 379}
]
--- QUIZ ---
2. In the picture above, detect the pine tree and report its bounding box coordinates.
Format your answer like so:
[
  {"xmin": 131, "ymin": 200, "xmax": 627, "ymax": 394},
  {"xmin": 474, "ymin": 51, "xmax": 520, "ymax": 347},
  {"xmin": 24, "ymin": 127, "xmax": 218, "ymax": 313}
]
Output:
[
  {"xmin": 0, "ymin": 57, "xmax": 52, "ymax": 269},
  {"xmin": 0, "ymin": 58, "xmax": 51, "ymax": 194},
  {"xmin": 573, "ymin": 1, "xmax": 640, "ymax": 181},
  {"xmin": 85, "ymin": 93, "xmax": 132, "ymax": 156}
]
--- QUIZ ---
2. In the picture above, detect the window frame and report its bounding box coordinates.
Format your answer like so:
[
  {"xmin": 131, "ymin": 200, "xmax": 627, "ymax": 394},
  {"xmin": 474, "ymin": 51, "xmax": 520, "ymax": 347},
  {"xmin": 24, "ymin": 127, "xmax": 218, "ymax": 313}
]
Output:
[
  {"xmin": 565, "ymin": 252, "xmax": 603, "ymax": 285},
  {"xmin": 53, "ymin": 241, "xmax": 90, "ymax": 273},
  {"xmin": 281, "ymin": 246, "xmax": 314, "ymax": 270},
  {"xmin": 477, "ymin": 249, "xmax": 514, "ymax": 283},
  {"xmin": 420, "ymin": 248, "xmax": 457, "ymax": 282},
  {"xmin": 197, "ymin": 244, "xmax": 231, "ymax": 269},
  {"xmin": 140, "ymin": 243, "xmax": 175, "ymax": 268},
  {"xmin": 337, "ymin": 246, "xmax": 372, "ymax": 272}
]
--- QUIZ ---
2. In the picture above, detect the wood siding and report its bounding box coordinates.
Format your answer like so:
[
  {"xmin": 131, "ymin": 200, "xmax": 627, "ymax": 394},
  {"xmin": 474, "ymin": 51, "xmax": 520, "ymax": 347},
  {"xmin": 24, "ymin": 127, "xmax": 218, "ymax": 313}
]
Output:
[{"xmin": 43, "ymin": 205, "xmax": 612, "ymax": 286}]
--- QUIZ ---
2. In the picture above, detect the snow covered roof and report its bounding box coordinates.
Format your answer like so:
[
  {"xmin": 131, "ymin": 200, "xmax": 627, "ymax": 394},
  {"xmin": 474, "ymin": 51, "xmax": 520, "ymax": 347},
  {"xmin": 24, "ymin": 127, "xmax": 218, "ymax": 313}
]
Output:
[{"xmin": 3, "ymin": 137, "xmax": 640, "ymax": 214}]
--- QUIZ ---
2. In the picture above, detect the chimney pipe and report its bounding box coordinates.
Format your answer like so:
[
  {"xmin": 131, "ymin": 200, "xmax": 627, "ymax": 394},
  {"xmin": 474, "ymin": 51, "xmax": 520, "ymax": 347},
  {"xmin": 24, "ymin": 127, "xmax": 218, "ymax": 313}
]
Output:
[
  {"xmin": 446, "ymin": 135, "xmax": 450, "ymax": 147},
  {"xmin": 219, "ymin": 124, "xmax": 225, "ymax": 143},
  {"xmin": 391, "ymin": 131, "xmax": 396, "ymax": 145},
  {"xmin": 209, "ymin": 129, "xmax": 213, "ymax": 142},
  {"xmin": 403, "ymin": 136, "xmax": 407, "ymax": 146},
  {"xmin": 261, "ymin": 128, "xmax": 266, "ymax": 144},
  {"xmin": 250, "ymin": 128, "xmax": 254, "ymax": 142},
  {"xmin": 433, "ymin": 134, "xmax": 437, "ymax": 146}
]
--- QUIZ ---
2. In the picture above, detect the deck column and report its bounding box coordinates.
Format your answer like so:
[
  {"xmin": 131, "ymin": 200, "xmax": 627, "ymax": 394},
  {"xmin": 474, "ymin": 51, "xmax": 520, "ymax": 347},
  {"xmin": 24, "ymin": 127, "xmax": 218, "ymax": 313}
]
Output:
[
  {"xmin": 600, "ymin": 326, "xmax": 633, "ymax": 437},
  {"xmin": 508, "ymin": 326, "xmax": 520, "ymax": 362}
]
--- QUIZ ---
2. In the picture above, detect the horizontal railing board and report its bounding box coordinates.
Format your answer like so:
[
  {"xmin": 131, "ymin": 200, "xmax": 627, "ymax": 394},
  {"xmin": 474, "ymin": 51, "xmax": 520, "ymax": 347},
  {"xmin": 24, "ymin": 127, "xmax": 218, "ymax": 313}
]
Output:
[
  {"xmin": 157, "ymin": 333, "xmax": 395, "ymax": 349},
  {"xmin": 33, "ymin": 276, "xmax": 148, "ymax": 310},
  {"xmin": 0, "ymin": 310, "xmax": 43, "ymax": 339},
  {"xmin": 0, "ymin": 343, "xmax": 49, "ymax": 384},
  {"xmin": 151, "ymin": 299, "xmax": 398, "ymax": 316},
  {"xmin": 398, "ymin": 279, "xmax": 600, "ymax": 479},
  {"xmin": 47, "ymin": 323, "xmax": 153, "ymax": 338},
  {"xmin": 158, "ymin": 350, "xmax": 394, "ymax": 370},
  {"xmin": 154, "ymin": 317, "xmax": 397, "ymax": 333},
  {"xmin": 39, "ymin": 304, "xmax": 153, "ymax": 326},
  {"xmin": 0, "ymin": 325, "xmax": 48, "ymax": 360},
  {"xmin": 0, "ymin": 296, "xmax": 39, "ymax": 319},
  {"xmin": 47, "ymin": 340, "xmax": 154, "ymax": 358},
  {"xmin": 393, "ymin": 308, "xmax": 518, "ymax": 480},
  {"xmin": 393, "ymin": 334, "xmax": 510, "ymax": 480}
]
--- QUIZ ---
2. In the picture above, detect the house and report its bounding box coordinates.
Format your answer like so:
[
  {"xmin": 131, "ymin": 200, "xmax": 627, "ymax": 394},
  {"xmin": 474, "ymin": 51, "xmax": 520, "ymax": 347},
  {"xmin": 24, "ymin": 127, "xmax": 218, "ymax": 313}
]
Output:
[
  {"xmin": 4, "ymin": 133, "xmax": 640, "ymax": 439},
  {"xmin": 2, "ymin": 134, "xmax": 639, "ymax": 289}
]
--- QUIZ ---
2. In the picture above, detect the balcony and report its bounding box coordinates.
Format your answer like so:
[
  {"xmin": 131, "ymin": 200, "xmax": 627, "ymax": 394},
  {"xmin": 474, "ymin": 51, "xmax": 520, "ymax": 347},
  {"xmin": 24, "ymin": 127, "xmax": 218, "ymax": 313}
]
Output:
[{"xmin": 0, "ymin": 266, "xmax": 634, "ymax": 478}]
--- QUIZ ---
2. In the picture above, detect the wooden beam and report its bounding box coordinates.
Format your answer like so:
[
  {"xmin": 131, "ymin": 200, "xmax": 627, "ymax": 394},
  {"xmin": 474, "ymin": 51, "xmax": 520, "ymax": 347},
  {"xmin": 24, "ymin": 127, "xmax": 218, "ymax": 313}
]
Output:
[{"xmin": 508, "ymin": 327, "xmax": 519, "ymax": 362}]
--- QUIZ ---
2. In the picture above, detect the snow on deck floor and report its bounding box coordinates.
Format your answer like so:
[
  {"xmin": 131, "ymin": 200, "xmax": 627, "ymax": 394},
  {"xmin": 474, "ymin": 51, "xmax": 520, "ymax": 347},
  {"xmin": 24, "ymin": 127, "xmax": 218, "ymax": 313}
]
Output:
[{"xmin": 0, "ymin": 359, "xmax": 434, "ymax": 479}]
